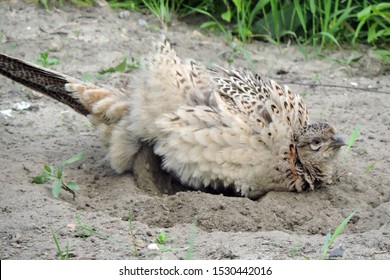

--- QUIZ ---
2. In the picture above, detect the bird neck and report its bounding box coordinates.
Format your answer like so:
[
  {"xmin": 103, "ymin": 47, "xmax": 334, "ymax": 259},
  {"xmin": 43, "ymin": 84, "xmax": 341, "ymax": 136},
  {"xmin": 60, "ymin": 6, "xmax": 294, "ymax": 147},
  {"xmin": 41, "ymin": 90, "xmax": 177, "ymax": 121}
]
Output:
[{"xmin": 292, "ymin": 145, "xmax": 320, "ymax": 191}]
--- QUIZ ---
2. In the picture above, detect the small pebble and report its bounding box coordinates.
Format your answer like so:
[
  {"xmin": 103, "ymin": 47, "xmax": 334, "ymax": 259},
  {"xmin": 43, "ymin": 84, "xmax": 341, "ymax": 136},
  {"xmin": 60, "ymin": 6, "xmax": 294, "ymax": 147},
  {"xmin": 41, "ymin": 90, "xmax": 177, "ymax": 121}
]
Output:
[
  {"xmin": 147, "ymin": 243, "xmax": 159, "ymax": 250},
  {"xmin": 329, "ymin": 246, "xmax": 344, "ymax": 258}
]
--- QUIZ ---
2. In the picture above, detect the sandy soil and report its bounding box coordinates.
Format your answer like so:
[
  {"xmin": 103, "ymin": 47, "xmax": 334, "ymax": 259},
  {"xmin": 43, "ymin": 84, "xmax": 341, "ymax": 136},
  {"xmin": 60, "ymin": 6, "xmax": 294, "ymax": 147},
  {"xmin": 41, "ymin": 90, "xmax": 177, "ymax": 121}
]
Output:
[{"xmin": 0, "ymin": 1, "xmax": 389, "ymax": 260}]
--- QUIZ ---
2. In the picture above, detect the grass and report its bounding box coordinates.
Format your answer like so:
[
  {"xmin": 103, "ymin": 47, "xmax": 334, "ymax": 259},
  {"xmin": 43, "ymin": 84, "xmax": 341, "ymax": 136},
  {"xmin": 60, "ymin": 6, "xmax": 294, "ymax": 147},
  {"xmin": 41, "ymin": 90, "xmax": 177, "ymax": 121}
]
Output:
[
  {"xmin": 32, "ymin": 1, "xmax": 389, "ymax": 61},
  {"xmin": 78, "ymin": 56, "xmax": 139, "ymax": 82},
  {"xmin": 36, "ymin": 0, "xmax": 97, "ymax": 9},
  {"xmin": 141, "ymin": 0, "xmax": 172, "ymax": 30},
  {"xmin": 289, "ymin": 237, "xmax": 301, "ymax": 258},
  {"xmin": 98, "ymin": 56, "xmax": 139, "ymax": 75},
  {"xmin": 128, "ymin": 211, "xmax": 139, "ymax": 256},
  {"xmin": 364, "ymin": 160, "xmax": 379, "ymax": 173},
  {"xmin": 287, "ymin": 212, "xmax": 355, "ymax": 259},
  {"xmin": 52, "ymin": 230, "xmax": 70, "ymax": 260},
  {"xmin": 105, "ymin": 0, "xmax": 389, "ymax": 62},
  {"xmin": 343, "ymin": 124, "xmax": 360, "ymax": 161},
  {"xmin": 320, "ymin": 212, "xmax": 355, "ymax": 259},
  {"xmin": 32, "ymin": 152, "xmax": 85, "ymax": 200}
]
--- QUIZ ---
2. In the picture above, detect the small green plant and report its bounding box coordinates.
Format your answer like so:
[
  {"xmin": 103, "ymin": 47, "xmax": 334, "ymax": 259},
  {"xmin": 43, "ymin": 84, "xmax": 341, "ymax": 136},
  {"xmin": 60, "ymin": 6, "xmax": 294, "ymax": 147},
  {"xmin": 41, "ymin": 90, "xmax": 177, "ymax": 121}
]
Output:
[
  {"xmin": 52, "ymin": 230, "xmax": 70, "ymax": 260},
  {"xmin": 153, "ymin": 223, "xmax": 197, "ymax": 259},
  {"xmin": 37, "ymin": 51, "xmax": 59, "ymax": 67},
  {"xmin": 320, "ymin": 212, "xmax": 355, "ymax": 259},
  {"xmin": 32, "ymin": 152, "xmax": 85, "ymax": 200},
  {"xmin": 364, "ymin": 160, "xmax": 379, "ymax": 173},
  {"xmin": 128, "ymin": 211, "xmax": 139, "ymax": 256},
  {"xmin": 289, "ymin": 238, "xmax": 300, "ymax": 258},
  {"xmin": 343, "ymin": 124, "xmax": 360, "ymax": 160},
  {"xmin": 156, "ymin": 230, "xmax": 168, "ymax": 245},
  {"xmin": 98, "ymin": 57, "xmax": 139, "ymax": 76}
]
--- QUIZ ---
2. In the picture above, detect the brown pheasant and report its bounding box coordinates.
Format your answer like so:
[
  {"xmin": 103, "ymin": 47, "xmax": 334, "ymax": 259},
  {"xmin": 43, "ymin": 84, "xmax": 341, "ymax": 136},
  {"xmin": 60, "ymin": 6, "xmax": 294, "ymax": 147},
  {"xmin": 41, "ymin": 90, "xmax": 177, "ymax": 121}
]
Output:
[{"xmin": 0, "ymin": 39, "xmax": 345, "ymax": 199}]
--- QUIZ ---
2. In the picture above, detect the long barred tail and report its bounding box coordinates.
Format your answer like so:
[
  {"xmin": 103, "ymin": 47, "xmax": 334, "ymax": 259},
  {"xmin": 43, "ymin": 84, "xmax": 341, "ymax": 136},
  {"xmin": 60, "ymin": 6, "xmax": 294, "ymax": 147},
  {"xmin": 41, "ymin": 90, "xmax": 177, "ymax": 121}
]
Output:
[{"xmin": 0, "ymin": 52, "xmax": 90, "ymax": 115}]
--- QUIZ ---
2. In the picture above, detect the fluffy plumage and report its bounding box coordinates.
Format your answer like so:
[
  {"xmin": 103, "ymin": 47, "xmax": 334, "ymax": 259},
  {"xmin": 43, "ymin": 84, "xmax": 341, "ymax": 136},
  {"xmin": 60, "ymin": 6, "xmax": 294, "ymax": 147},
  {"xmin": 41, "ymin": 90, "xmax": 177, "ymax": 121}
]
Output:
[{"xmin": 0, "ymin": 39, "xmax": 345, "ymax": 199}]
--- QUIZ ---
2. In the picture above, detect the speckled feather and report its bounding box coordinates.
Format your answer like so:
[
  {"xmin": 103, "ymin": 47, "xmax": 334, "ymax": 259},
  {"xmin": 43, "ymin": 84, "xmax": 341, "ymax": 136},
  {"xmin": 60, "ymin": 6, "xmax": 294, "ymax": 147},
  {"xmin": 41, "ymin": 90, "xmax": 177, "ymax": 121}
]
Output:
[{"xmin": 0, "ymin": 39, "xmax": 345, "ymax": 199}]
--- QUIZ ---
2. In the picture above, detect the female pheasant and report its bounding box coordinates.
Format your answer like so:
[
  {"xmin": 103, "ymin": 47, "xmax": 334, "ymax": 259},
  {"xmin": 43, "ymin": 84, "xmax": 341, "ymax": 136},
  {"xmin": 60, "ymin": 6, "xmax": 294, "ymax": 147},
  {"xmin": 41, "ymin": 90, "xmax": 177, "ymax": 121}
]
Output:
[{"xmin": 0, "ymin": 39, "xmax": 345, "ymax": 199}]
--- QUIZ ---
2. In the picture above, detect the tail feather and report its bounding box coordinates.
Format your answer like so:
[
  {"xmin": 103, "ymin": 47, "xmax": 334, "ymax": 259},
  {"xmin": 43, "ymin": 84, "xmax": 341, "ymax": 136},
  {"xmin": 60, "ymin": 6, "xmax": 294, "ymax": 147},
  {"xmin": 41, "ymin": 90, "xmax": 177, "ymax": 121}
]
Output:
[{"xmin": 0, "ymin": 52, "xmax": 90, "ymax": 115}]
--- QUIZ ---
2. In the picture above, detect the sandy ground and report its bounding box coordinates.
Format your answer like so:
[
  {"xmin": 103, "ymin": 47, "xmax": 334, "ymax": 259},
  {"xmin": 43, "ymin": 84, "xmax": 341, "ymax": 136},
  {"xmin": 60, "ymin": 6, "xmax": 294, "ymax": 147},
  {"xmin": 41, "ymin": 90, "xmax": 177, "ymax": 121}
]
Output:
[{"xmin": 0, "ymin": 1, "xmax": 389, "ymax": 260}]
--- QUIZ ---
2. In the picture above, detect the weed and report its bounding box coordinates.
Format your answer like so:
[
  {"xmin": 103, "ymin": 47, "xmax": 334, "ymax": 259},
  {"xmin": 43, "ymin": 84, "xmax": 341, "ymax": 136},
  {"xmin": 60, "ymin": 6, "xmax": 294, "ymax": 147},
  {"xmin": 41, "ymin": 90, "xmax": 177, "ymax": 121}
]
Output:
[
  {"xmin": 155, "ymin": 230, "xmax": 168, "ymax": 245},
  {"xmin": 52, "ymin": 230, "xmax": 70, "ymax": 260},
  {"xmin": 142, "ymin": 0, "xmax": 172, "ymax": 30},
  {"xmin": 37, "ymin": 51, "xmax": 59, "ymax": 67},
  {"xmin": 128, "ymin": 211, "xmax": 139, "ymax": 256},
  {"xmin": 37, "ymin": 0, "xmax": 96, "ymax": 9},
  {"xmin": 32, "ymin": 152, "xmax": 85, "ymax": 200},
  {"xmin": 152, "ymin": 225, "xmax": 196, "ymax": 259},
  {"xmin": 364, "ymin": 160, "xmax": 379, "ymax": 173},
  {"xmin": 185, "ymin": 221, "xmax": 197, "ymax": 260},
  {"xmin": 134, "ymin": 0, "xmax": 188, "ymax": 30},
  {"xmin": 320, "ymin": 212, "xmax": 355, "ymax": 259},
  {"xmin": 343, "ymin": 124, "xmax": 360, "ymax": 160},
  {"xmin": 289, "ymin": 238, "xmax": 300, "ymax": 258},
  {"xmin": 98, "ymin": 56, "xmax": 139, "ymax": 76}
]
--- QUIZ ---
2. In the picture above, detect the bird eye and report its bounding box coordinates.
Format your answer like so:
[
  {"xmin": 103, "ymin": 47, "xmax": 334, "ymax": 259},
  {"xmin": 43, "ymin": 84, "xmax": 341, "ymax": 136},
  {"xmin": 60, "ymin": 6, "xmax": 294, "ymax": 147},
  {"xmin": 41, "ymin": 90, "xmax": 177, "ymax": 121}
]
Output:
[
  {"xmin": 309, "ymin": 138, "xmax": 322, "ymax": 151},
  {"xmin": 311, "ymin": 138, "xmax": 321, "ymax": 145}
]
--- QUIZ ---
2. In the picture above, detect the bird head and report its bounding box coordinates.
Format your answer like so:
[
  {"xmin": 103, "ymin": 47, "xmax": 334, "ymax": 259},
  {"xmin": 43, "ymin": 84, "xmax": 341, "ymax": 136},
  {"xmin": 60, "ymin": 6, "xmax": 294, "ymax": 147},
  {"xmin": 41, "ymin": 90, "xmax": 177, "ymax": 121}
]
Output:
[{"xmin": 292, "ymin": 123, "xmax": 346, "ymax": 190}]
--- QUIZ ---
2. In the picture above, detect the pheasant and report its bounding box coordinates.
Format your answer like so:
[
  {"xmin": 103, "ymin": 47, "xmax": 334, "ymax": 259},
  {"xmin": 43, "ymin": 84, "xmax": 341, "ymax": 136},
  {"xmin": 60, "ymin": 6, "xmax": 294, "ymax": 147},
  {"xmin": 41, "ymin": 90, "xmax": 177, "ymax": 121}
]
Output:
[{"xmin": 0, "ymin": 39, "xmax": 345, "ymax": 199}]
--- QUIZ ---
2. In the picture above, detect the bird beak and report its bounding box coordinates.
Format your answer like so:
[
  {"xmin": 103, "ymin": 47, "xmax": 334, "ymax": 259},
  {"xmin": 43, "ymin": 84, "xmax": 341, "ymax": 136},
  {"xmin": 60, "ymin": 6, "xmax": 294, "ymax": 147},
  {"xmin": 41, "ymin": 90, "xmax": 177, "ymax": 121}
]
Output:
[{"xmin": 330, "ymin": 135, "xmax": 346, "ymax": 148}]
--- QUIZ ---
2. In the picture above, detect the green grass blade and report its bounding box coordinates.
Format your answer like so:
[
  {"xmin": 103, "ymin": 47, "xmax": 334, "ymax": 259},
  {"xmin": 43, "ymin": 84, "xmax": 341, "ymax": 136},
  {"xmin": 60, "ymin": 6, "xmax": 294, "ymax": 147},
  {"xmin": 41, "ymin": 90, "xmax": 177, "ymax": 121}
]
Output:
[
  {"xmin": 318, "ymin": 31, "xmax": 341, "ymax": 48},
  {"xmin": 189, "ymin": 6, "xmax": 230, "ymax": 39},
  {"xmin": 128, "ymin": 211, "xmax": 139, "ymax": 256},
  {"xmin": 344, "ymin": 124, "xmax": 360, "ymax": 158},
  {"xmin": 320, "ymin": 212, "xmax": 355, "ymax": 259},
  {"xmin": 364, "ymin": 160, "xmax": 379, "ymax": 173},
  {"xmin": 62, "ymin": 152, "xmax": 85, "ymax": 165},
  {"xmin": 185, "ymin": 221, "xmax": 197, "ymax": 260},
  {"xmin": 293, "ymin": 0, "xmax": 307, "ymax": 34},
  {"xmin": 51, "ymin": 230, "xmax": 65, "ymax": 260},
  {"xmin": 282, "ymin": 30, "xmax": 308, "ymax": 60}
]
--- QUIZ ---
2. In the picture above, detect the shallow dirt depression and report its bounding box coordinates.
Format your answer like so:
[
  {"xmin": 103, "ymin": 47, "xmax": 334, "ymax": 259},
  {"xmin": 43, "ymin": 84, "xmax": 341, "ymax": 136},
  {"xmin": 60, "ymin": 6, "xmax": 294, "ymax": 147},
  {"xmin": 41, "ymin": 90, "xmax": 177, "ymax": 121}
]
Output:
[{"xmin": 0, "ymin": 2, "xmax": 389, "ymax": 260}]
